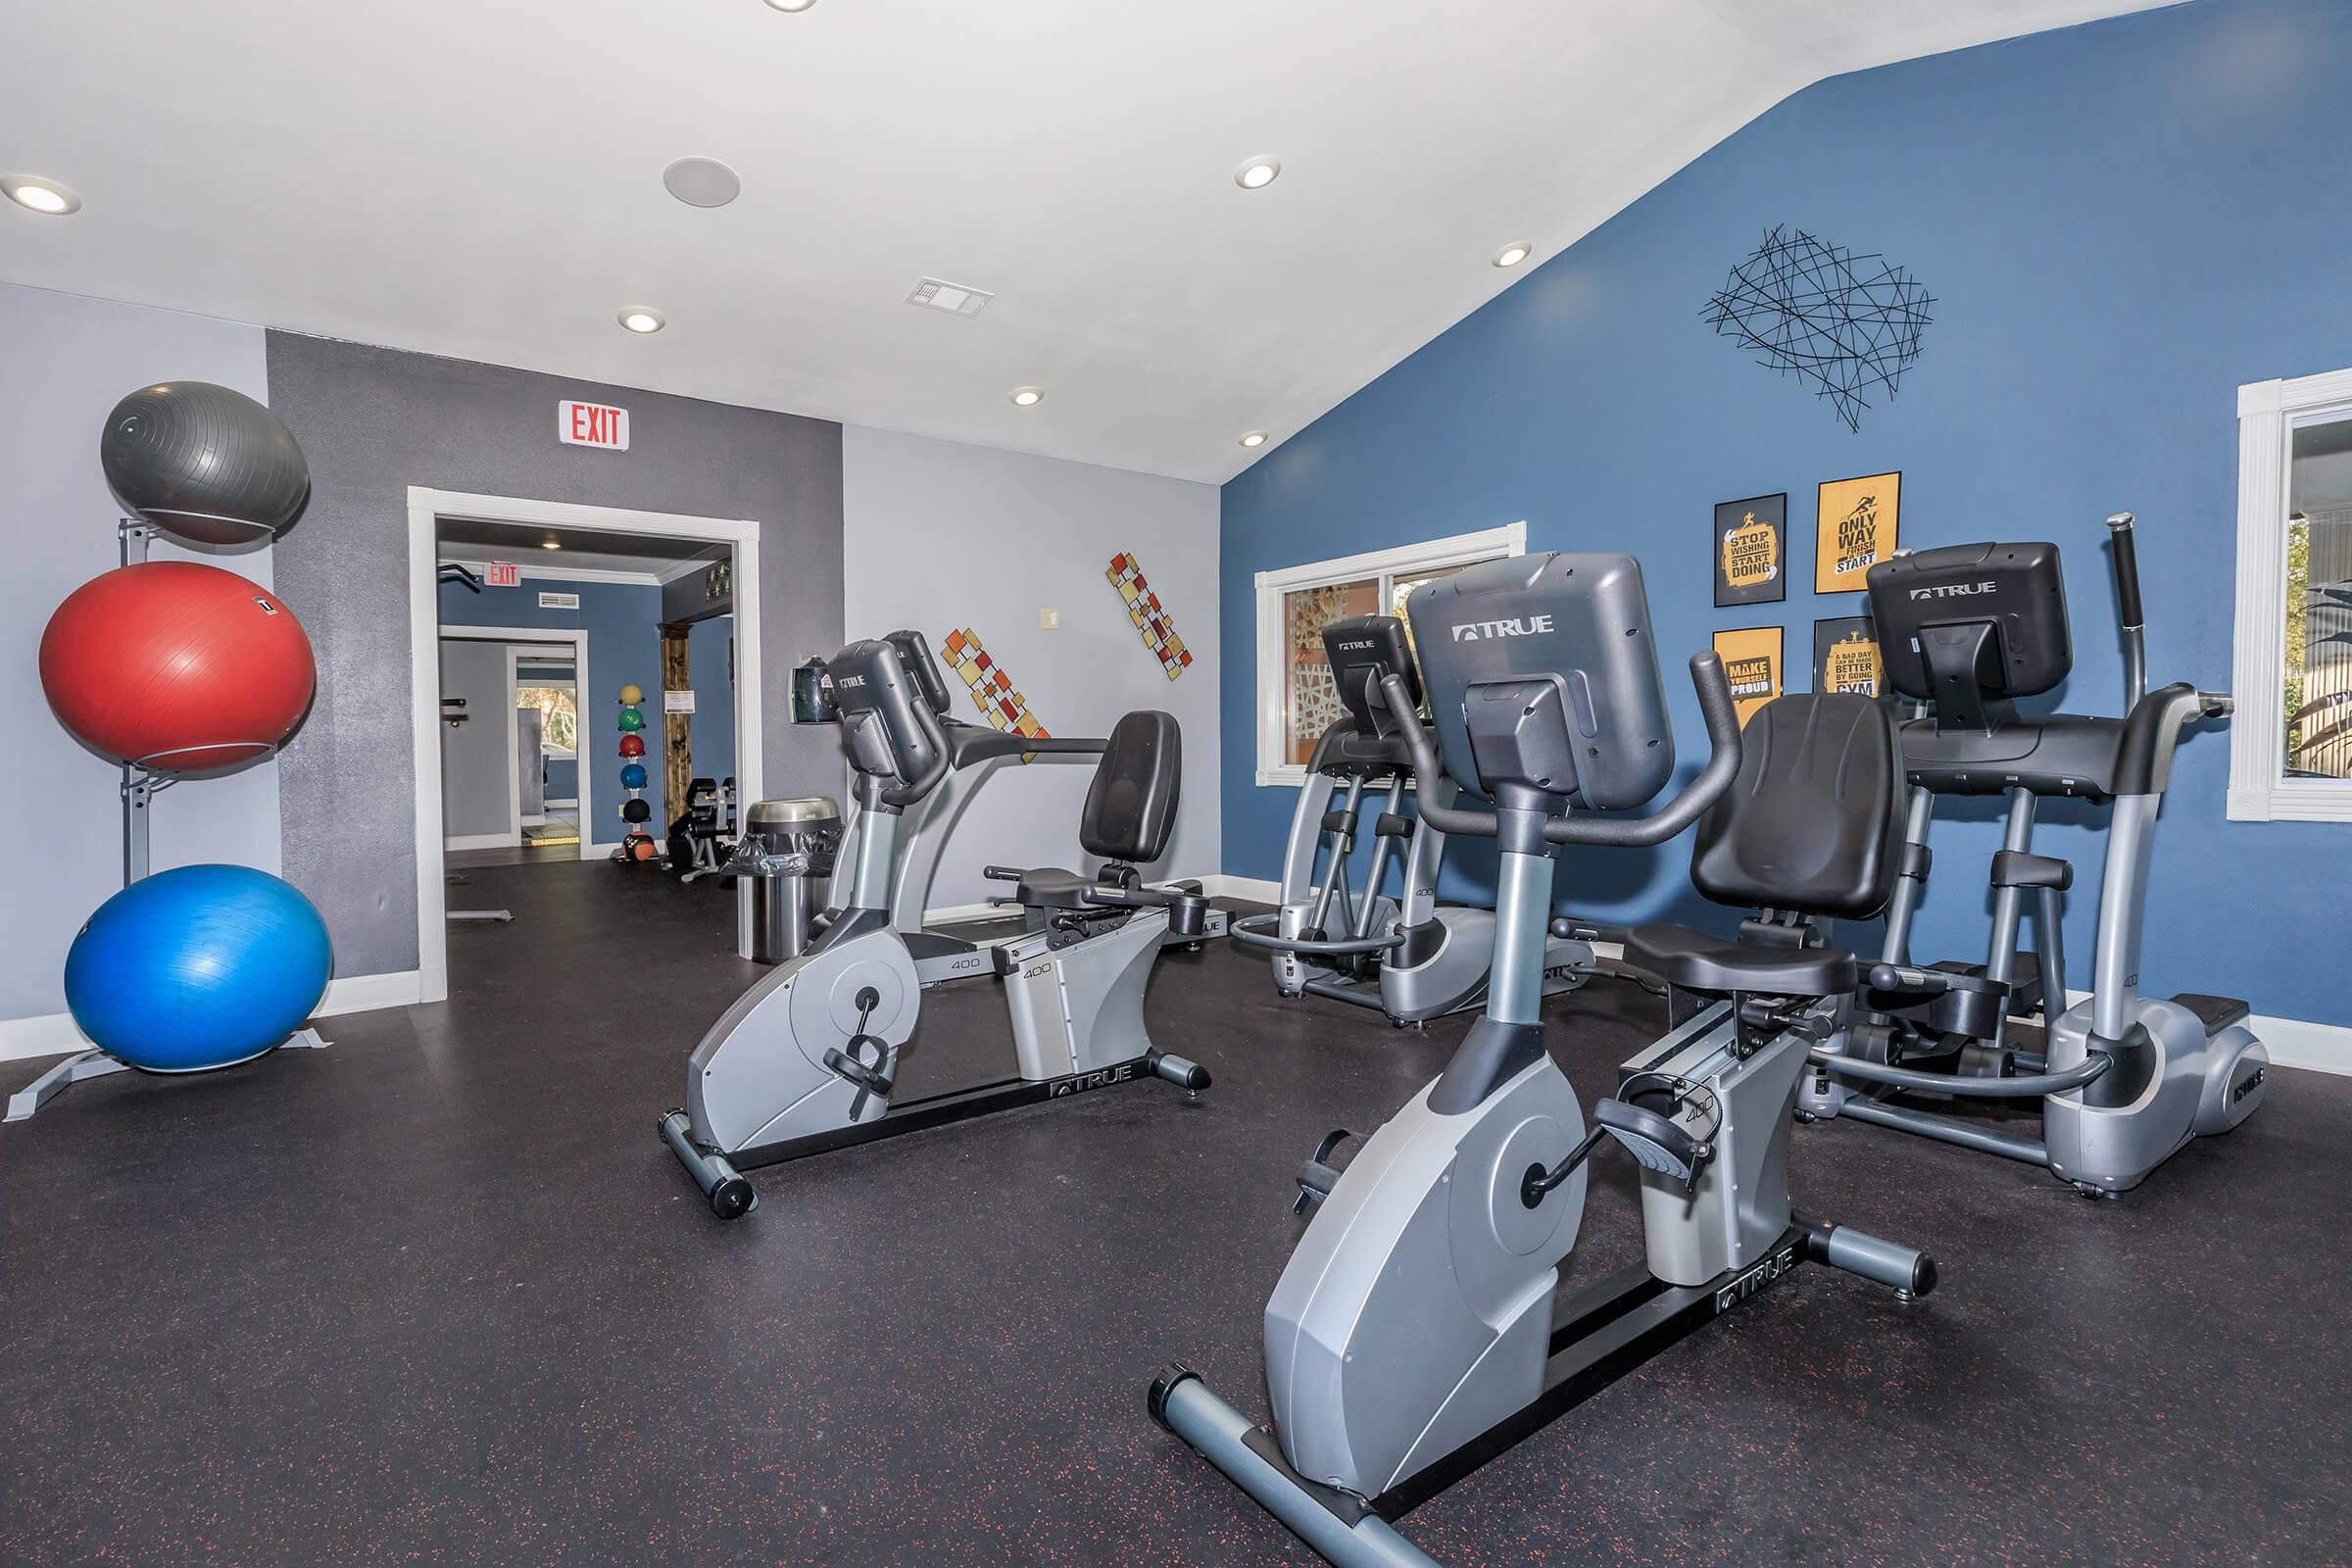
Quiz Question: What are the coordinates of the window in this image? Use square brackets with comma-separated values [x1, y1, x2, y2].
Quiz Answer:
[1254, 523, 1525, 786]
[517, 682, 579, 756]
[2230, 369, 2352, 820]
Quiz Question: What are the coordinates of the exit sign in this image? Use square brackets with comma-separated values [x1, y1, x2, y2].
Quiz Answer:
[484, 561, 520, 587]
[559, 400, 630, 451]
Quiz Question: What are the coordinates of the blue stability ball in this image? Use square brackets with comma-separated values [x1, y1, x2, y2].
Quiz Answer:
[619, 761, 649, 791]
[64, 864, 333, 1072]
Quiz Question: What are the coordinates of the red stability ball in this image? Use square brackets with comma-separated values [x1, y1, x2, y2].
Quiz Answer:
[40, 562, 316, 772]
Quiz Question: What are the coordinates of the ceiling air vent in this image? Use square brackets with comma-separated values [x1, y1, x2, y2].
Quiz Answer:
[906, 277, 994, 318]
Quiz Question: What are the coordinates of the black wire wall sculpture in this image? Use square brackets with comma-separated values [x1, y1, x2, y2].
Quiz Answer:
[1704, 225, 1934, 432]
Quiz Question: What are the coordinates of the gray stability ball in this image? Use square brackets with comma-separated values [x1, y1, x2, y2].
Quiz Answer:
[100, 381, 311, 546]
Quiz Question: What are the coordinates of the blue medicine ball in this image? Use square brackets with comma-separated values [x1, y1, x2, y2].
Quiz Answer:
[64, 864, 332, 1072]
[620, 761, 649, 791]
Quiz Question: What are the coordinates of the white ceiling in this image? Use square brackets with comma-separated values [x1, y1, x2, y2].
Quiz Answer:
[0, 0, 2167, 485]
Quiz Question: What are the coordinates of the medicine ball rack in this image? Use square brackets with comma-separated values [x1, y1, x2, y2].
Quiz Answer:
[7, 516, 329, 1124]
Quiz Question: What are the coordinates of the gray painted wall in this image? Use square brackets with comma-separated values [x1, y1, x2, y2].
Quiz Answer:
[3, 283, 284, 1031]
[841, 425, 1220, 910]
[438, 640, 513, 841]
[267, 333, 845, 979]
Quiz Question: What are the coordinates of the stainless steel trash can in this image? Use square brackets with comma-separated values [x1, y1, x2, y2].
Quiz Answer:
[734, 797, 843, 963]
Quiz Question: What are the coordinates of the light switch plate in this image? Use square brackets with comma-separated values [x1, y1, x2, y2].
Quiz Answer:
[1040, 609, 1060, 630]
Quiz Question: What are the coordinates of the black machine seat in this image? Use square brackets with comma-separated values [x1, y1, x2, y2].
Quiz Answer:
[1627, 924, 1859, 1000]
[982, 710, 1204, 940]
[1080, 710, 1183, 864]
[1690, 692, 1905, 922]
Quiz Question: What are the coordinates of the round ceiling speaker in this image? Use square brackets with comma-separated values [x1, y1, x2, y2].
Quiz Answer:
[662, 157, 742, 209]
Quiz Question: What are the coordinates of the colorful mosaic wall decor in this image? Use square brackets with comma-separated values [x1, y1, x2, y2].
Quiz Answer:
[940, 628, 1050, 738]
[1105, 552, 1193, 680]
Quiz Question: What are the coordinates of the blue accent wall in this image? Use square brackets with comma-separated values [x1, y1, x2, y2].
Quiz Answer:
[438, 578, 664, 842]
[686, 613, 739, 798]
[1220, 0, 2352, 1025]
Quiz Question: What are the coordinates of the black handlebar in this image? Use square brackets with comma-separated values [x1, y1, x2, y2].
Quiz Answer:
[2105, 512, 2145, 632]
[1547, 652, 1742, 847]
[1376, 652, 1743, 848]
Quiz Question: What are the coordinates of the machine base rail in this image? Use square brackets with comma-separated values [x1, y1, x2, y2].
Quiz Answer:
[1149, 1217, 1931, 1566]
[1833, 1094, 2049, 1165]
[663, 1050, 1208, 1217]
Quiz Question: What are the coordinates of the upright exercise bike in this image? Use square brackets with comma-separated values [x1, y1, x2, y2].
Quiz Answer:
[1152, 553, 1934, 1568]
[1233, 614, 1603, 1025]
[661, 638, 1209, 1219]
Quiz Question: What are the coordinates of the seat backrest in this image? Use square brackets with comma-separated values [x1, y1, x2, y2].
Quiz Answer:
[1081, 710, 1182, 863]
[1690, 693, 1904, 921]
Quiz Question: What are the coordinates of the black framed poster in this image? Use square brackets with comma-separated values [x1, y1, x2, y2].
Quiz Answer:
[1714, 493, 1788, 608]
[1812, 614, 1885, 699]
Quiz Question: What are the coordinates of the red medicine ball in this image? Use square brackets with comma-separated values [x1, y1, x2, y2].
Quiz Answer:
[40, 562, 316, 772]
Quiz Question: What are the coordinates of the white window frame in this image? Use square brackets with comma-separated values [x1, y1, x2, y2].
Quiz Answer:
[2230, 369, 2352, 821]
[1254, 521, 1526, 787]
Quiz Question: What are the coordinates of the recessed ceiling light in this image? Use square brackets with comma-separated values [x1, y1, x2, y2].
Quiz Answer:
[1234, 157, 1282, 191]
[662, 157, 741, 209]
[1492, 240, 1533, 269]
[1008, 386, 1044, 408]
[1239, 430, 1269, 449]
[617, 307, 665, 334]
[764, 0, 816, 10]
[4, 175, 80, 216]
[542, 539, 564, 551]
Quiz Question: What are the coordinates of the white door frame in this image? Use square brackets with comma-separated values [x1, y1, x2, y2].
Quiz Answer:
[510, 650, 579, 821]
[410, 488, 764, 1004]
[436, 626, 591, 848]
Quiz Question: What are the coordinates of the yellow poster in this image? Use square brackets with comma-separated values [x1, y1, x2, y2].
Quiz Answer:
[1814, 471, 1901, 593]
[1712, 626, 1784, 727]
[1816, 617, 1885, 699]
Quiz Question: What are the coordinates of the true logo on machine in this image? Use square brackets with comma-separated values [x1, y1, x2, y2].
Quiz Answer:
[1907, 581, 1999, 602]
[1451, 614, 1554, 643]
[1333, 639, 1377, 653]
[838, 674, 867, 689]
[1049, 1062, 1139, 1098]
[1713, 1243, 1801, 1312]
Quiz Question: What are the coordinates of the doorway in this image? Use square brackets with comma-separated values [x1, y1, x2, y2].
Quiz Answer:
[407, 490, 764, 1004]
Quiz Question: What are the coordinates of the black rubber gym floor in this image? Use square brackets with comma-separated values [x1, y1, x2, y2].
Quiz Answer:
[3, 858, 2346, 1566]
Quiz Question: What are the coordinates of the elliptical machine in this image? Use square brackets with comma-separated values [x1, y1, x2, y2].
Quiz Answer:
[823, 629, 1223, 983]
[1800, 515, 2267, 1195]
[660, 638, 1210, 1219]
[1152, 554, 1934, 1568]
[1232, 614, 1602, 1025]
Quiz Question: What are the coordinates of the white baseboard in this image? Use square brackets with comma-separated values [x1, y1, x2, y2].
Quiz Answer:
[1201, 873, 1280, 904]
[0, 969, 430, 1067]
[320, 970, 425, 1015]
[545, 797, 579, 809]
[445, 832, 514, 852]
[2246, 1013, 2351, 1075]
[924, 900, 1005, 925]
[0, 1011, 90, 1065]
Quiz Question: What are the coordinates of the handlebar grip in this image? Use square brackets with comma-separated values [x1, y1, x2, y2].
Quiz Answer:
[1377, 673, 1499, 839]
[881, 698, 954, 808]
[1867, 962, 1950, 995]
[2106, 512, 2145, 631]
[1542, 652, 1743, 848]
